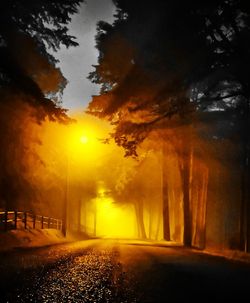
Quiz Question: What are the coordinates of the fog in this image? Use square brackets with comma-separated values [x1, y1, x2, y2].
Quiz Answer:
[0, 101, 243, 249]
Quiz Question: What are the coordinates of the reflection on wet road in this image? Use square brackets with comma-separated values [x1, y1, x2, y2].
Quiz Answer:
[17, 248, 133, 303]
[0, 240, 136, 303]
[1, 239, 250, 302]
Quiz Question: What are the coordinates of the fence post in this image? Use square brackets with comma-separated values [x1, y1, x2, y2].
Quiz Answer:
[4, 211, 8, 231]
[41, 216, 44, 229]
[14, 211, 17, 229]
[24, 212, 27, 229]
[33, 214, 36, 229]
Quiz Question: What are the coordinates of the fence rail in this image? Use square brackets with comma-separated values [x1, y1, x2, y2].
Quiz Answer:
[0, 211, 62, 232]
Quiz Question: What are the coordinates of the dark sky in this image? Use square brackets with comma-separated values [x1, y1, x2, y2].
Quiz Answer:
[53, 0, 116, 111]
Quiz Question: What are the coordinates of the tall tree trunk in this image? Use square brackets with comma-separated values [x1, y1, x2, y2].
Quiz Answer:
[240, 98, 250, 252]
[148, 202, 153, 240]
[182, 158, 192, 247]
[193, 165, 209, 249]
[181, 127, 193, 247]
[77, 198, 81, 232]
[93, 200, 97, 236]
[62, 158, 69, 237]
[82, 200, 86, 233]
[162, 143, 171, 241]
[155, 206, 162, 240]
[134, 200, 147, 239]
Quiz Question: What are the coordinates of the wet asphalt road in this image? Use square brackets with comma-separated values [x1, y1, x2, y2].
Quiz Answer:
[0, 239, 250, 303]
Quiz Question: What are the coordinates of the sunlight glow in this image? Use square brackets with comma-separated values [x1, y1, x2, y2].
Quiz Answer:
[80, 135, 88, 144]
[95, 195, 136, 238]
[37, 115, 165, 241]
[65, 123, 100, 161]
[83, 183, 137, 238]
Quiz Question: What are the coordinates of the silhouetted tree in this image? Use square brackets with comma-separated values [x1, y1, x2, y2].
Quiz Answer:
[88, 0, 250, 247]
[0, 0, 83, 210]
[0, 0, 83, 119]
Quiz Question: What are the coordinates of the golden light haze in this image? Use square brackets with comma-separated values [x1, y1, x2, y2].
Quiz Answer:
[30, 113, 164, 240]
[18, 109, 227, 246]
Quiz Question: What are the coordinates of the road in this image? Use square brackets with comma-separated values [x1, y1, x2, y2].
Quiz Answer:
[0, 239, 250, 302]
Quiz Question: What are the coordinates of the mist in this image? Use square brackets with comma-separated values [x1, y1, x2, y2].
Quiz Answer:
[0, 101, 242, 250]
[0, 0, 249, 256]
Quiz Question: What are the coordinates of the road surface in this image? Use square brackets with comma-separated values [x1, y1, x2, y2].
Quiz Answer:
[0, 239, 250, 302]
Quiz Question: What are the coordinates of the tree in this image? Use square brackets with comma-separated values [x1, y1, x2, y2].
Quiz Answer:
[88, 0, 250, 146]
[0, 0, 83, 210]
[0, 0, 83, 120]
[88, 0, 250, 247]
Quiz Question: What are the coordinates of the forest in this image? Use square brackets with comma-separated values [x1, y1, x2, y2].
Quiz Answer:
[0, 0, 249, 254]
[87, 0, 250, 251]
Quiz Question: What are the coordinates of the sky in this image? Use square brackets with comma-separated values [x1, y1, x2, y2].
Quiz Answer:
[53, 0, 116, 111]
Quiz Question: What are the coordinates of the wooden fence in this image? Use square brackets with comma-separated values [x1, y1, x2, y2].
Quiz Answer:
[0, 211, 62, 232]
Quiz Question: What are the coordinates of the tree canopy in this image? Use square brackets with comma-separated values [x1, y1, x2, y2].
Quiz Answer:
[0, 0, 83, 122]
[87, 0, 250, 156]
[0, 0, 83, 209]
